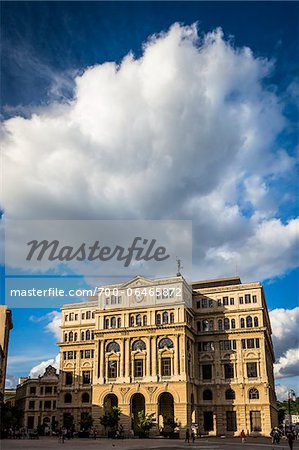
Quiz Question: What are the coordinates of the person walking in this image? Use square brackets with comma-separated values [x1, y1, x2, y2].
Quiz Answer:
[191, 430, 195, 443]
[185, 428, 190, 443]
[287, 431, 295, 450]
[240, 429, 246, 444]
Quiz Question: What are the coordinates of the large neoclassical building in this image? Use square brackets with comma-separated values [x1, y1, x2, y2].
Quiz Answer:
[57, 275, 277, 437]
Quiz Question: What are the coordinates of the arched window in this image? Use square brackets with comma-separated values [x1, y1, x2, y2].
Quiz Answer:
[136, 315, 142, 326]
[111, 317, 116, 329]
[158, 338, 174, 349]
[202, 320, 209, 331]
[69, 331, 73, 342]
[254, 317, 259, 327]
[86, 330, 91, 340]
[162, 312, 169, 324]
[64, 333, 68, 342]
[156, 313, 161, 325]
[246, 316, 253, 328]
[143, 315, 147, 326]
[74, 332, 77, 341]
[203, 389, 213, 400]
[82, 392, 90, 403]
[130, 316, 134, 327]
[81, 331, 85, 340]
[249, 388, 259, 399]
[224, 318, 230, 330]
[231, 319, 236, 329]
[105, 318, 109, 329]
[132, 340, 146, 351]
[225, 389, 235, 400]
[209, 320, 214, 330]
[170, 313, 175, 324]
[117, 318, 121, 328]
[240, 318, 245, 328]
[218, 319, 223, 331]
[106, 342, 120, 353]
[64, 393, 72, 404]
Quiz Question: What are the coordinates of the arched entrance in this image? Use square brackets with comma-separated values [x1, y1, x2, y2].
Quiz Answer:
[131, 393, 145, 434]
[103, 393, 118, 412]
[158, 392, 175, 436]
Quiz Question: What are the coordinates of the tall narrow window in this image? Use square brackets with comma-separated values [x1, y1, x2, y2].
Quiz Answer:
[250, 411, 261, 432]
[226, 411, 237, 431]
[254, 317, 259, 327]
[247, 362, 258, 378]
[224, 363, 234, 379]
[108, 361, 118, 379]
[161, 358, 171, 377]
[246, 316, 253, 328]
[224, 318, 230, 330]
[240, 318, 245, 328]
[134, 360, 144, 378]
[231, 319, 236, 329]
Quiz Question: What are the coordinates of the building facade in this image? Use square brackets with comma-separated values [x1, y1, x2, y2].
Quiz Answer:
[58, 275, 277, 437]
[16, 365, 59, 431]
[0, 305, 13, 402]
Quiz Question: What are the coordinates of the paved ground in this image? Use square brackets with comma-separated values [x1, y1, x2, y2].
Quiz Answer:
[1, 437, 299, 450]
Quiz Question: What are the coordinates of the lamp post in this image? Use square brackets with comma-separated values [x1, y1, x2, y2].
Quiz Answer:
[288, 389, 296, 429]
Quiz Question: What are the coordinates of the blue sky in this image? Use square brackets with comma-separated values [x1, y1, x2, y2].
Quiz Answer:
[1, 1, 298, 398]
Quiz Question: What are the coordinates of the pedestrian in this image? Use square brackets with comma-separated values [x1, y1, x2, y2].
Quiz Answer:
[240, 429, 246, 444]
[185, 428, 190, 443]
[191, 430, 195, 443]
[287, 431, 295, 450]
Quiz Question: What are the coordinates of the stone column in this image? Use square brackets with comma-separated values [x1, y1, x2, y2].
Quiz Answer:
[124, 338, 130, 380]
[120, 339, 125, 379]
[100, 339, 105, 380]
[152, 336, 157, 380]
[146, 339, 151, 377]
[174, 335, 179, 377]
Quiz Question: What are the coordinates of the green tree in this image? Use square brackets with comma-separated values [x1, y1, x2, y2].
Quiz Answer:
[99, 406, 121, 432]
[80, 413, 93, 431]
[137, 411, 156, 436]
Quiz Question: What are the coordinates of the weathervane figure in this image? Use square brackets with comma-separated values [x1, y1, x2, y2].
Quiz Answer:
[176, 257, 183, 276]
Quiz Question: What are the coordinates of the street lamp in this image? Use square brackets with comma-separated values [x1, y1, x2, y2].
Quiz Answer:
[288, 390, 296, 428]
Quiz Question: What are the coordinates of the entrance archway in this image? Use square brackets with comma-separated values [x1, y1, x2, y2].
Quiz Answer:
[158, 392, 174, 435]
[131, 393, 145, 434]
[103, 393, 118, 412]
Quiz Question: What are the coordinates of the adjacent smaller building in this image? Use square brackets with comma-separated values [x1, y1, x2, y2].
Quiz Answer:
[0, 305, 13, 402]
[15, 365, 59, 432]
[4, 388, 16, 407]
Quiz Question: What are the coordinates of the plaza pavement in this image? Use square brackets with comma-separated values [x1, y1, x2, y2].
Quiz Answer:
[1, 437, 298, 450]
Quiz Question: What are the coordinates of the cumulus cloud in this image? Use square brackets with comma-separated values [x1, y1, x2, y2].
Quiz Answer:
[29, 353, 60, 378]
[2, 23, 298, 282]
[270, 307, 299, 379]
[29, 310, 62, 340]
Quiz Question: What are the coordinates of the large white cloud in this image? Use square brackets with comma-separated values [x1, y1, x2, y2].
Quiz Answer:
[1, 23, 298, 282]
[29, 353, 60, 378]
[270, 307, 299, 380]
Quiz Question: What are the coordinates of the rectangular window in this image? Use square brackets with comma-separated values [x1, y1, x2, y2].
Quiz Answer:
[161, 358, 171, 377]
[29, 386, 36, 395]
[202, 299, 208, 308]
[134, 360, 144, 378]
[241, 339, 246, 349]
[85, 350, 91, 358]
[255, 338, 260, 348]
[203, 411, 214, 431]
[250, 411, 261, 432]
[202, 364, 212, 380]
[53, 401, 56, 409]
[197, 300, 201, 309]
[239, 296, 243, 304]
[252, 295, 257, 303]
[247, 362, 258, 378]
[199, 341, 214, 352]
[245, 294, 251, 304]
[108, 361, 117, 379]
[217, 299, 222, 306]
[82, 370, 91, 384]
[27, 416, 34, 429]
[40, 387, 44, 395]
[224, 363, 234, 379]
[230, 298, 234, 305]
[29, 400, 35, 410]
[44, 400, 51, 410]
[223, 297, 229, 306]
[208, 299, 213, 308]
[45, 386, 52, 394]
[247, 339, 255, 349]
[65, 372, 73, 385]
[226, 411, 237, 432]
